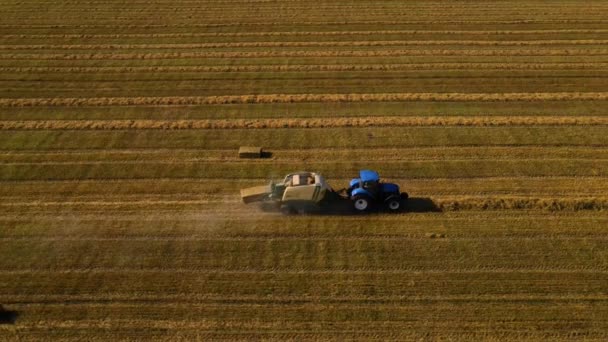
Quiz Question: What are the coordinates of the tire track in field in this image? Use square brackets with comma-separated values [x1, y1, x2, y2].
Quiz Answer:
[4, 176, 608, 201]
[2, 116, 608, 130]
[4, 308, 608, 337]
[1, 196, 607, 211]
[4, 209, 597, 223]
[3, 158, 608, 179]
[0, 199, 240, 208]
[3, 180, 608, 202]
[2, 93, 608, 107]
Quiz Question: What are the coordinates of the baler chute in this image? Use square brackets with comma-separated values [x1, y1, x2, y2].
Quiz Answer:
[240, 184, 273, 204]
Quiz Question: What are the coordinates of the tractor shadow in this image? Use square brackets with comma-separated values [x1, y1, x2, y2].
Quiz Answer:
[0, 306, 18, 324]
[320, 196, 441, 215]
[257, 197, 441, 215]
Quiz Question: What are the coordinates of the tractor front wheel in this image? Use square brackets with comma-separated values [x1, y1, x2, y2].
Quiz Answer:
[385, 197, 401, 212]
[353, 195, 372, 213]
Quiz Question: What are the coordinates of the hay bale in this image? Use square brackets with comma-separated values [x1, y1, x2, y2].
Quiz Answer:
[239, 146, 263, 158]
[425, 233, 446, 239]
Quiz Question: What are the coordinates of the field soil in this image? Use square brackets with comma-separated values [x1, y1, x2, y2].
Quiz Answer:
[1, 0, 608, 340]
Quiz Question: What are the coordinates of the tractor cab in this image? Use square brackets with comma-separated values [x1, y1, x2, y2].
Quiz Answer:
[348, 170, 381, 197]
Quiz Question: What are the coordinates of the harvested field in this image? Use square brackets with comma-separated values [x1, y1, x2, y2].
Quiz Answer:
[1, 0, 608, 340]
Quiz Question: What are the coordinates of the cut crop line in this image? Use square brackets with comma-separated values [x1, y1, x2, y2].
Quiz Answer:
[12, 7, 604, 13]
[7, 4, 608, 12]
[15, 1, 608, 6]
[4, 174, 607, 182]
[433, 196, 608, 211]
[2, 175, 606, 184]
[3, 40, 608, 50]
[2, 146, 607, 155]
[4, 29, 608, 39]
[0, 147, 605, 155]
[2, 19, 608, 28]
[15, 1, 606, 6]
[9, 13, 608, 20]
[1, 147, 607, 158]
[3, 144, 608, 153]
[1, 116, 608, 130]
[2, 268, 608, 276]
[8, 11, 608, 18]
[2, 93, 608, 107]
[2, 236, 606, 242]
[3, 157, 606, 165]
[4, 293, 608, 303]
[4, 63, 608, 73]
[2, 49, 607, 60]
[9, 74, 607, 83]
[5, 157, 607, 165]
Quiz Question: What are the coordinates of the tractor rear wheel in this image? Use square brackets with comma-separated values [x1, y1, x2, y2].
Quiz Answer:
[385, 197, 401, 212]
[353, 195, 372, 212]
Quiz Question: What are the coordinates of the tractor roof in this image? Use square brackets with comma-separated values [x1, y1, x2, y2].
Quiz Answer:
[360, 169, 379, 182]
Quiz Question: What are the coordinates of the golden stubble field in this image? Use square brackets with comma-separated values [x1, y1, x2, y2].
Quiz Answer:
[1, 0, 608, 340]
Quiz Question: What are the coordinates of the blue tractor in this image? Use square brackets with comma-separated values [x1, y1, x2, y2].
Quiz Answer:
[347, 170, 408, 212]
